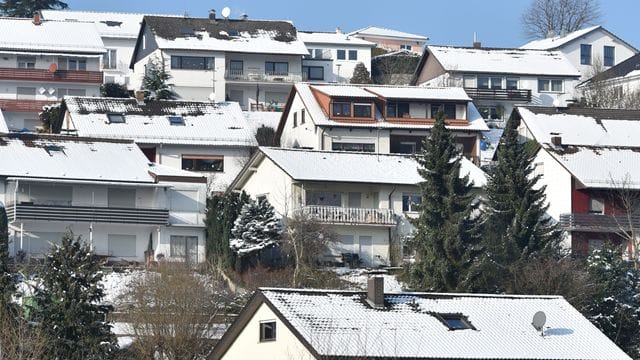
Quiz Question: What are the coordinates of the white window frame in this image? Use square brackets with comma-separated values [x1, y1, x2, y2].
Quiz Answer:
[538, 78, 564, 93]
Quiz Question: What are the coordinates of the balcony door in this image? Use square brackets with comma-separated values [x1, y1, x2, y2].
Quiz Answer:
[170, 235, 198, 264]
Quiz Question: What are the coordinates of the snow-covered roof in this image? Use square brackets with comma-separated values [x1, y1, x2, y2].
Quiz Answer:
[517, 106, 640, 147]
[298, 31, 375, 46]
[147, 163, 207, 182]
[579, 53, 640, 86]
[257, 147, 486, 187]
[0, 111, 8, 133]
[294, 83, 488, 131]
[0, 134, 153, 183]
[243, 111, 282, 132]
[520, 26, 601, 50]
[254, 288, 629, 359]
[348, 26, 427, 41]
[40, 10, 151, 39]
[427, 45, 580, 77]
[312, 85, 378, 98]
[364, 86, 472, 101]
[62, 97, 257, 147]
[143, 16, 309, 55]
[480, 128, 504, 164]
[0, 17, 105, 54]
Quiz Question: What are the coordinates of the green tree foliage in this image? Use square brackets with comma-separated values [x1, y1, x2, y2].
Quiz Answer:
[205, 191, 249, 267]
[469, 116, 562, 292]
[255, 125, 279, 147]
[0, 206, 16, 314]
[229, 198, 282, 258]
[39, 103, 62, 133]
[141, 56, 177, 100]
[100, 83, 129, 98]
[34, 231, 117, 359]
[0, 0, 68, 17]
[408, 111, 481, 291]
[349, 62, 372, 84]
[584, 246, 640, 358]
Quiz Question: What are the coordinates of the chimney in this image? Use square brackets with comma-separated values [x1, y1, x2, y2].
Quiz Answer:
[240, 13, 248, 21]
[335, 26, 342, 34]
[32, 12, 42, 25]
[473, 41, 481, 49]
[551, 136, 562, 146]
[366, 276, 385, 309]
[135, 90, 145, 105]
[208, 9, 216, 21]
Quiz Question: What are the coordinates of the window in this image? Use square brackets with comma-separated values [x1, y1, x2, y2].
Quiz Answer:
[400, 44, 412, 50]
[68, 58, 87, 71]
[103, 49, 117, 69]
[301, 109, 305, 124]
[306, 191, 341, 206]
[332, 101, 351, 116]
[538, 79, 563, 92]
[580, 44, 592, 65]
[171, 56, 214, 70]
[506, 78, 519, 90]
[353, 103, 372, 117]
[168, 116, 184, 125]
[435, 314, 475, 330]
[489, 77, 502, 90]
[16, 87, 36, 100]
[17, 56, 36, 69]
[402, 193, 421, 212]
[170, 235, 198, 259]
[182, 155, 224, 172]
[332, 142, 375, 152]
[477, 106, 502, 120]
[604, 46, 615, 67]
[589, 197, 604, 214]
[107, 113, 125, 124]
[463, 76, 476, 88]
[303, 65, 324, 80]
[229, 60, 243, 75]
[337, 49, 346, 60]
[348, 50, 357, 60]
[477, 76, 502, 89]
[265, 61, 288, 75]
[387, 102, 410, 118]
[259, 321, 276, 342]
[477, 76, 489, 89]
[431, 104, 456, 119]
[293, 112, 297, 128]
[108, 234, 136, 258]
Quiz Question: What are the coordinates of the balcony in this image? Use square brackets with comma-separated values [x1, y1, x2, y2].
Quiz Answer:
[464, 87, 532, 102]
[0, 99, 58, 112]
[0, 67, 103, 84]
[559, 213, 640, 233]
[295, 205, 397, 226]
[224, 69, 302, 83]
[6, 203, 169, 225]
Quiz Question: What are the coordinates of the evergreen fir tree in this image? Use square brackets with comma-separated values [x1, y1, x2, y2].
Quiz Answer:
[0, 206, 16, 314]
[584, 246, 640, 358]
[470, 116, 562, 291]
[0, 0, 68, 17]
[205, 192, 249, 266]
[409, 111, 481, 291]
[350, 62, 372, 84]
[141, 57, 177, 100]
[229, 198, 282, 257]
[34, 231, 117, 360]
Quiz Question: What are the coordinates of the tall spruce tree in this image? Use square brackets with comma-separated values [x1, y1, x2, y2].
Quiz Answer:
[0, 0, 68, 17]
[229, 198, 282, 258]
[205, 191, 249, 266]
[0, 206, 16, 314]
[409, 111, 481, 291]
[471, 116, 562, 291]
[34, 231, 117, 359]
[141, 56, 177, 100]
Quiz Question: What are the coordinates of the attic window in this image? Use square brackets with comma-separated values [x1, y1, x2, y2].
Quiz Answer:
[44, 145, 65, 156]
[107, 114, 125, 124]
[434, 313, 475, 331]
[259, 321, 276, 342]
[168, 116, 185, 126]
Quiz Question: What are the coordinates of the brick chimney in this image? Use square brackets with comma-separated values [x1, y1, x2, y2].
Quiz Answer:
[473, 41, 481, 49]
[551, 136, 562, 146]
[32, 12, 42, 25]
[208, 9, 216, 22]
[135, 90, 145, 105]
[366, 276, 385, 309]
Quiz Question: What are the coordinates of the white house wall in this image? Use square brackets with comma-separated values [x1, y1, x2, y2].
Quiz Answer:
[239, 156, 294, 217]
[303, 43, 372, 83]
[102, 37, 137, 88]
[280, 93, 319, 149]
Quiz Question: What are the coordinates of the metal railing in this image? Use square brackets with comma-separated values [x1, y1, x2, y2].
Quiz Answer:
[464, 87, 532, 102]
[6, 202, 169, 225]
[294, 205, 396, 225]
[0, 67, 103, 83]
[224, 69, 302, 83]
[559, 213, 640, 233]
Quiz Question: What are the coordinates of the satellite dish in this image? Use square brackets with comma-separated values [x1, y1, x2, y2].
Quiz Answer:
[532, 311, 546, 332]
[48, 63, 58, 73]
[221, 6, 231, 19]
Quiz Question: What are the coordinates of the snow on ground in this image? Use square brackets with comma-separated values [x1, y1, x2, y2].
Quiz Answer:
[336, 268, 406, 293]
[101, 269, 146, 305]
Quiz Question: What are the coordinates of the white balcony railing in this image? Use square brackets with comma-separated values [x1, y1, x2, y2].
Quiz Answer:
[295, 205, 396, 226]
[224, 69, 302, 83]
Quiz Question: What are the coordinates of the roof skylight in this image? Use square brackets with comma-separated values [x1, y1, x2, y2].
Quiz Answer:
[107, 114, 125, 124]
[168, 116, 185, 126]
[434, 313, 476, 331]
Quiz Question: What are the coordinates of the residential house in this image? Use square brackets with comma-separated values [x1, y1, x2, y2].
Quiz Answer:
[521, 25, 638, 81]
[411, 45, 581, 125]
[348, 26, 427, 54]
[276, 84, 488, 163]
[577, 52, 640, 97]
[0, 133, 207, 263]
[40, 10, 167, 89]
[514, 106, 640, 256]
[213, 279, 631, 360]
[298, 30, 375, 83]
[130, 12, 309, 111]
[59, 95, 258, 192]
[0, 15, 105, 131]
[229, 147, 486, 267]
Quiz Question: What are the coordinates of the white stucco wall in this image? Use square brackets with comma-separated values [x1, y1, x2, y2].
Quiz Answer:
[239, 156, 294, 216]
[279, 93, 319, 149]
[302, 43, 372, 83]
[102, 37, 138, 88]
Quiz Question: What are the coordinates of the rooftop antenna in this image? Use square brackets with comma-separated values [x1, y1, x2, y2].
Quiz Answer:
[221, 6, 231, 19]
[532, 311, 546, 336]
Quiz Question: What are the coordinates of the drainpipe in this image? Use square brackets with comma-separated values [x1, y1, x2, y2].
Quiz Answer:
[89, 223, 93, 251]
[20, 223, 23, 252]
[388, 185, 397, 265]
[320, 128, 326, 150]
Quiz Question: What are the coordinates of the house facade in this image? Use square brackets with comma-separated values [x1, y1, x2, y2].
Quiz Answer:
[130, 13, 308, 111]
[276, 84, 488, 163]
[514, 106, 640, 256]
[348, 26, 427, 54]
[411, 45, 581, 126]
[213, 282, 631, 360]
[577, 52, 640, 99]
[230, 147, 486, 267]
[0, 15, 104, 132]
[0, 133, 207, 263]
[59, 96, 257, 192]
[521, 25, 638, 81]
[298, 30, 375, 84]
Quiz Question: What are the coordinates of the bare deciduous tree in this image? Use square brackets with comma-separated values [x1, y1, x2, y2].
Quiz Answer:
[580, 58, 640, 109]
[522, 0, 601, 40]
[607, 174, 640, 269]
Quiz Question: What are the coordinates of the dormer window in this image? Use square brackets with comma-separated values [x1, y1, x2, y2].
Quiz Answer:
[353, 103, 371, 117]
[387, 102, 410, 118]
[168, 116, 185, 126]
[107, 114, 125, 124]
[332, 101, 351, 117]
[331, 101, 373, 119]
[430, 104, 456, 119]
